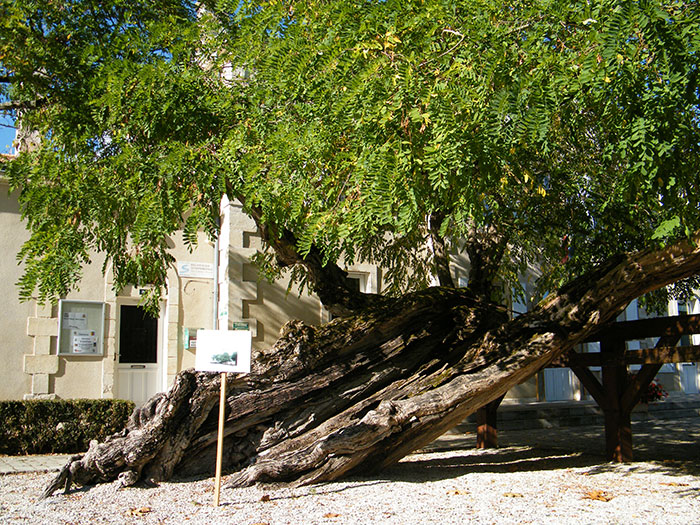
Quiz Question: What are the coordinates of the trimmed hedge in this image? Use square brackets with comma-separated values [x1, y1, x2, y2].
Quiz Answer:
[0, 399, 134, 455]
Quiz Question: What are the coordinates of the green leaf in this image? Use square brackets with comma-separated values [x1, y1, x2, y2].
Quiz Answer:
[652, 217, 681, 241]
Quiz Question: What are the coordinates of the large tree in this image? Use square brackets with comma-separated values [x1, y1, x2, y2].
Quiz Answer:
[2, 0, 700, 494]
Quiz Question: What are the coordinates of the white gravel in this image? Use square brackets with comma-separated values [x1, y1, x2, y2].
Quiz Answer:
[2, 446, 699, 524]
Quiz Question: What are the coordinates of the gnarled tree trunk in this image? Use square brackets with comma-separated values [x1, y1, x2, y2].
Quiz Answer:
[42, 234, 700, 498]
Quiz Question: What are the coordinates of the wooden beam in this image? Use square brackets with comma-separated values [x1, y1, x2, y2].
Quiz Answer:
[623, 345, 700, 364]
[620, 334, 680, 414]
[585, 314, 700, 342]
[569, 364, 607, 408]
[550, 344, 700, 367]
[621, 363, 662, 413]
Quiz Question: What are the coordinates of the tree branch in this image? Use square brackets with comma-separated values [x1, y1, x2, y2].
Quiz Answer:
[0, 97, 47, 112]
[427, 213, 455, 288]
[464, 224, 508, 299]
[231, 188, 383, 316]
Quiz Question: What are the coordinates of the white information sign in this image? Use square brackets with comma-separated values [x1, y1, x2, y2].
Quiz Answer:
[72, 330, 98, 354]
[195, 330, 252, 373]
[177, 262, 215, 279]
[63, 312, 88, 330]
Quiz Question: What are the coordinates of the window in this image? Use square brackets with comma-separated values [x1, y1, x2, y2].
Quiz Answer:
[345, 271, 370, 293]
[346, 276, 361, 293]
[678, 302, 691, 347]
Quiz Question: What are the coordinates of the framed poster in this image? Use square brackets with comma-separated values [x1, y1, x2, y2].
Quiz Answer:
[195, 330, 252, 373]
[57, 300, 106, 356]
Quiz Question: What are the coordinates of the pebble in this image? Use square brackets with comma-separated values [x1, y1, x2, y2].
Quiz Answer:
[2, 445, 699, 524]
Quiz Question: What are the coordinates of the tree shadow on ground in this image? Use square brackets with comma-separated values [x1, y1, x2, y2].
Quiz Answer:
[490, 420, 700, 490]
[168, 440, 700, 506]
[219, 447, 604, 506]
[582, 458, 700, 480]
[169, 418, 700, 497]
[381, 446, 602, 483]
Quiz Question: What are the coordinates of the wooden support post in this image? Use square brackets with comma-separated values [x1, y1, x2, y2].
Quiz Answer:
[214, 372, 227, 506]
[603, 404, 633, 462]
[601, 338, 633, 462]
[569, 331, 682, 463]
[476, 394, 505, 449]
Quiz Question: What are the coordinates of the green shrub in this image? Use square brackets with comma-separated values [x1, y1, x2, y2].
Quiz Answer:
[0, 399, 134, 455]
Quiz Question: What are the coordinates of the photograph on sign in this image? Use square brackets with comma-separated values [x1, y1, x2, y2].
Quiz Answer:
[195, 330, 252, 373]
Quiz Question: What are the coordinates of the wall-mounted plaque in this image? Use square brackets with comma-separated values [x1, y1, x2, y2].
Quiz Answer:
[57, 300, 105, 356]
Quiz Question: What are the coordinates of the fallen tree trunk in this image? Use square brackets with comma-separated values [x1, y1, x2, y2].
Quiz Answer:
[42, 234, 700, 497]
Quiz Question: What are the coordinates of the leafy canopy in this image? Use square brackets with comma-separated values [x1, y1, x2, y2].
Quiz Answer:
[1, 0, 699, 307]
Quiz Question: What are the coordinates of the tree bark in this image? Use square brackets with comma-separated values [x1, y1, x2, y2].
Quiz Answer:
[42, 233, 700, 498]
[464, 225, 507, 300]
[427, 212, 455, 288]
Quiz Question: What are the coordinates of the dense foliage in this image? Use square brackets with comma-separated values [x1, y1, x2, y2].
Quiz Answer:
[0, 398, 134, 454]
[1, 0, 699, 307]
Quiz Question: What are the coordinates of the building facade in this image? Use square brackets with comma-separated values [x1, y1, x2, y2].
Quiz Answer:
[2, 177, 699, 406]
[0, 187, 386, 405]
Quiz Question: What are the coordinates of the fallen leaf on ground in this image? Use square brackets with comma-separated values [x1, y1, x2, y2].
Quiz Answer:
[127, 506, 152, 516]
[260, 494, 271, 502]
[660, 482, 689, 487]
[323, 513, 342, 518]
[503, 492, 524, 498]
[583, 490, 613, 502]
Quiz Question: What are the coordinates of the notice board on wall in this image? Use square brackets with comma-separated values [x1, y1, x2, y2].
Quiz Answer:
[57, 300, 106, 356]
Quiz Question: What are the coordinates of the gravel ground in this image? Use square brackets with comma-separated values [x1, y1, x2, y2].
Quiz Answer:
[2, 445, 700, 524]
